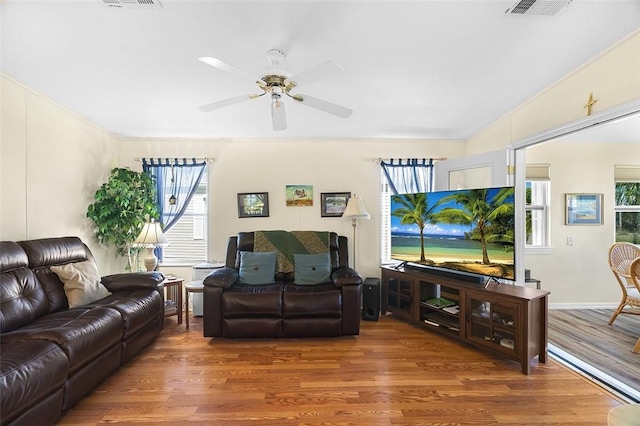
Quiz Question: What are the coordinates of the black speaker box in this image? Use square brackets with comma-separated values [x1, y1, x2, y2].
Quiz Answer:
[362, 277, 380, 321]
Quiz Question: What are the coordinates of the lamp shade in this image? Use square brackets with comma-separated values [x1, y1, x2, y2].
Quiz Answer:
[134, 220, 169, 247]
[342, 194, 371, 220]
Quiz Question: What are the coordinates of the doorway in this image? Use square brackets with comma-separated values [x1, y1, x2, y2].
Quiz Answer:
[514, 100, 640, 402]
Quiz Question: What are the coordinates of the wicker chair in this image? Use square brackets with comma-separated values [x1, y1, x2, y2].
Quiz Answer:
[608, 242, 640, 325]
[629, 257, 640, 353]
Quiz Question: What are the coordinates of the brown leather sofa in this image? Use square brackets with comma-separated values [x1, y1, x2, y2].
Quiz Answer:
[0, 237, 165, 426]
[203, 231, 362, 338]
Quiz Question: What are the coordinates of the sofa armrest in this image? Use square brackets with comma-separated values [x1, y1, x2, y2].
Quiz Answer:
[331, 267, 362, 287]
[101, 271, 165, 292]
[203, 267, 239, 289]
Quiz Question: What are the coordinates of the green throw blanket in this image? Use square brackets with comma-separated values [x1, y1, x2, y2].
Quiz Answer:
[254, 230, 330, 273]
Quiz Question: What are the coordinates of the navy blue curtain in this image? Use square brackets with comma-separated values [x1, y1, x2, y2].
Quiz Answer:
[142, 158, 207, 231]
[380, 158, 434, 194]
[142, 158, 207, 260]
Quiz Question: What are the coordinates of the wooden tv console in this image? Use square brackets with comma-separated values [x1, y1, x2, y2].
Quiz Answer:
[381, 265, 550, 374]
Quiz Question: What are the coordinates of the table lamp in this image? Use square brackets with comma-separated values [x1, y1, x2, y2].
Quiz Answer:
[342, 194, 370, 269]
[134, 219, 169, 271]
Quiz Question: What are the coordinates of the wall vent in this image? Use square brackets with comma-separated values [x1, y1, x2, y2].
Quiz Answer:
[505, 0, 573, 16]
[98, 0, 162, 8]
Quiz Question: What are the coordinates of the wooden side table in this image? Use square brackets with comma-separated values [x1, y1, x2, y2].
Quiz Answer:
[162, 276, 184, 324]
[184, 281, 204, 329]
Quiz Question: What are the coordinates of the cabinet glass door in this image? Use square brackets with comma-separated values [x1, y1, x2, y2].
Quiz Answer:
[467, 296, 518, 355]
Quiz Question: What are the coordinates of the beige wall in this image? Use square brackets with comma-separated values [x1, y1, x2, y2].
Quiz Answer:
[0, 75, 124, 273]
[467, 30, 640, 154]
[526, 141, 640, 307]
[119, 138, 465, 281]
[465, 30, 640, 307]
[1, 73, 466, 279]
[2, 30, 638, 302]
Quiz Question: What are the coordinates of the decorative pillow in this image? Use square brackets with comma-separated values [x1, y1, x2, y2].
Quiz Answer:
[50, 260, 111, 308]
[238, 251, 277, 285]
[294, 252, 331, 285]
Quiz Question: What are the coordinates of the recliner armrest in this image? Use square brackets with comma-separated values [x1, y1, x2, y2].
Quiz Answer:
[331, 267, 362, 287]
[101, 271, 165, 292]
[204, 267, 239, 288]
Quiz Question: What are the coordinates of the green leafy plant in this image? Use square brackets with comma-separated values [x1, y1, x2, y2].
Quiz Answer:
[87, 167, 159, 263]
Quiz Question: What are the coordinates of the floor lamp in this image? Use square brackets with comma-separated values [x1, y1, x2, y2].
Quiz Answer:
[342, 194, 370, 270]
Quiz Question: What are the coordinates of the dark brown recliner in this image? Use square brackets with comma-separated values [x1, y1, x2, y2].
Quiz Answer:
[0, 237, 165, 426]
[202, 231, 362, 338]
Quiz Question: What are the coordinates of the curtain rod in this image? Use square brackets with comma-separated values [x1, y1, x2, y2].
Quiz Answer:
[375, 157, 447, 163]
[134, 157, 214, 163]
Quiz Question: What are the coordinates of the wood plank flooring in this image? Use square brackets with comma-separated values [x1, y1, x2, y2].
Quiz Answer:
[548, 309, 640, 393]
[58, 314, 625, 425]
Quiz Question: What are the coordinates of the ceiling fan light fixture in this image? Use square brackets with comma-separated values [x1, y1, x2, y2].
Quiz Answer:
[271, 93, 283, 107]
[198, 49, 352, 130]
[266, 49, 286, 66]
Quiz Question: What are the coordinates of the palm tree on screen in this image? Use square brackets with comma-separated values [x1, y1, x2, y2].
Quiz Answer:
[390, 193, 441, 262]
[435, 187, 514, 265]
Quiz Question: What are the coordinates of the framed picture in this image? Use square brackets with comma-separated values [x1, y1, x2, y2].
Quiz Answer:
[565, 193, 603, 225]
[321, 192, 351, 217]
[286, 185, 313, 206]
[237, 192, 269, 218]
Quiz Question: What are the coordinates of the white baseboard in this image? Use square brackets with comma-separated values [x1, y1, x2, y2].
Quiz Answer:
[549, 302, 618, 310]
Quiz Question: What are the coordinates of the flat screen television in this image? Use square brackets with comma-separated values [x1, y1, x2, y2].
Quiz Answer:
[389, 186, 515, 281]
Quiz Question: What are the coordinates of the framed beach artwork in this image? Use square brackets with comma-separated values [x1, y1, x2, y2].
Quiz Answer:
[565, 193, 603, 225]
[320, 192, 350, 217]
[286, 185, 313, 206]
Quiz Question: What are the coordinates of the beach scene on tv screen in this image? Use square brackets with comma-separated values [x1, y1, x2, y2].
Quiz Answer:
[390, 187, 515, 280]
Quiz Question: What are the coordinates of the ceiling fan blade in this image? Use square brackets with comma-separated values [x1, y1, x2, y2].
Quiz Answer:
[198, 56, 248, 77]
[271, 99, 287, 131]
[293, 94, 352, 119]
[198, 94, 256, 112]
[286, 61, 342, 87]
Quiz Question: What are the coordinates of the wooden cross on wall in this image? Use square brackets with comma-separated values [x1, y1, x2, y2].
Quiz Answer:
[583, 92, 598, 116]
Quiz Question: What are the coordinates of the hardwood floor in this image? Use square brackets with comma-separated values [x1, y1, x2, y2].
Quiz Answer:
[58, 314, 625, 425]
[548, 309, 640, 396]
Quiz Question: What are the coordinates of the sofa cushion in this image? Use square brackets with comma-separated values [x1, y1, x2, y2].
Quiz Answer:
[50, 260, 111, 308]
[293, 252, 331, 285]
[18, 237, 92, 269]
[282, 283, 342, 318]
[0, 339, 68, 424]
[20, 237, 95, 313]
[0, 242, 50, 333]
[238, 251, 277, 285]
[1, 307, 123, 372]
[85, 289, 163, 339]
[222, 283, 283, 318]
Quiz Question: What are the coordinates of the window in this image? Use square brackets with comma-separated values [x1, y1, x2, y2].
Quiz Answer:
[525, 164, 550, 249]
[380, 174, 392, 263]
[379, 159, 434, 264]
[525, 181, 550, 247]
[614, 167, 640, 243]
[161, 170, 208, 264]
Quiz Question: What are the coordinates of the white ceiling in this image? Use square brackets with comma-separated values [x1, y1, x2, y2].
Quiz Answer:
[1, 0, 639, 140]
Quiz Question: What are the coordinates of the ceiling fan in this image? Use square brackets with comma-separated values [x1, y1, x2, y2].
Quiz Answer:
[198, 49, 352, 131]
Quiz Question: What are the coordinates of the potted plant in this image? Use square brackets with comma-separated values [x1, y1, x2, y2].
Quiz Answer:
[87, 167, 159, 270]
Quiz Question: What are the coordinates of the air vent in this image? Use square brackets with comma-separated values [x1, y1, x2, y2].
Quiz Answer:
[98, 0, 162, 8]
[505, 0, 573, 16]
